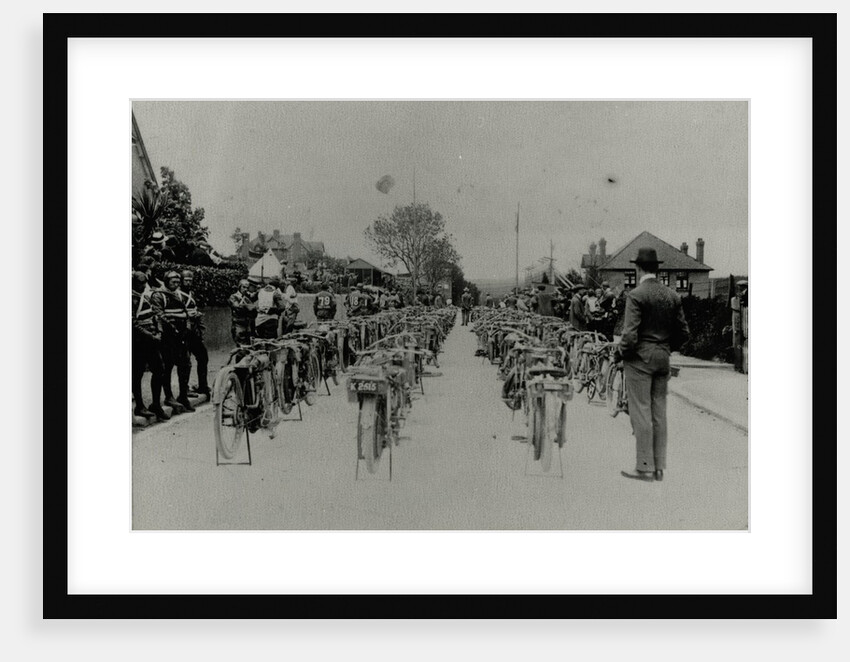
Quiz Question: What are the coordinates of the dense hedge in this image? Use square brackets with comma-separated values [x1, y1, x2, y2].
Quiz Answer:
[158, 261, 248, 307]
[679, 296, 734, 362]
[610, 292, 732, 362]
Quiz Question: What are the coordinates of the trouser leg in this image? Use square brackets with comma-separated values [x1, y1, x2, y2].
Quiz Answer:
[160, 340, 176, 401]
[132, 337, 146, 408]
[175, 338, 191, 398]
[147, 339, 164, 406]
[624, 360, 655, 472]
[189, 333, 209, 391]
[650, 370, 670, 471]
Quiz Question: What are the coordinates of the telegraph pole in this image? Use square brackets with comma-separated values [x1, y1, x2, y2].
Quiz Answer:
[549, 239, 555, 283]
[515, 202, 520, 294]
[538, 239, 557, 286]
[412, 167, 417, 302]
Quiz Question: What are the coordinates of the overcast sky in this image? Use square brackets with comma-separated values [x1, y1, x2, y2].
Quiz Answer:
[133, 100, 748, 280]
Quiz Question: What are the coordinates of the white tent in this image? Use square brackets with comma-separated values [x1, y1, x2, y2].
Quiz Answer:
[248, 249, 282, 281]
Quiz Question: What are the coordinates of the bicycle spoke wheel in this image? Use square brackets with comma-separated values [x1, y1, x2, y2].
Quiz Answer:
[586, 368, 597, 401]
[531, 398, 544, 461]
[281, 359, 296, 414]
[540, 393, 558, 472]
[358, 397, 383, 474]
[557, 398, 567, 448]
[214, 373, 245, 460]
[607, 365, 622, 418]
[597, 359, 610, 396]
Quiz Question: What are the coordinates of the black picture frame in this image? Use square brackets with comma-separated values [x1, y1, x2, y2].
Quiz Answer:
[45, 12, 837, 619]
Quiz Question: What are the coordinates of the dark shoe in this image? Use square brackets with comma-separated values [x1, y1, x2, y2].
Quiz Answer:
[149, 406, 171, 422]
[176, 397, 196, 412]
[134, 406, 154, 418]
[164, 398, 184, 414]
[620, 470, 655, 482]
[654, 469, 664, 482]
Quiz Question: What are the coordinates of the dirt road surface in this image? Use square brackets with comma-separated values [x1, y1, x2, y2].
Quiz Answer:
[133, 313, 747, 530]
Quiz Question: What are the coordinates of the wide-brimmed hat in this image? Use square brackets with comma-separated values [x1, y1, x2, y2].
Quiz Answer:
[630, 247, 663, 266]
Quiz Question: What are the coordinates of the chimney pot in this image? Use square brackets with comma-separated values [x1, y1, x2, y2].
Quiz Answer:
[294, 232, 301, 241]
[696, 238, 705, 263]
[680, 242, 689, 255]
[598, 238, 607, 259]
[273, 229, 280, 239]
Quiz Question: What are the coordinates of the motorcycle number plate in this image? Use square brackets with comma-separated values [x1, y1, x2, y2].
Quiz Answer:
[542, 382, 566, 391]
[348, 379, 387, 395]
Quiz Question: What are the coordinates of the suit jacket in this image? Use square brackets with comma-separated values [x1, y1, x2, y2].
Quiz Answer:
[569, 295, 587, 331]
[619, 277, 690, 364]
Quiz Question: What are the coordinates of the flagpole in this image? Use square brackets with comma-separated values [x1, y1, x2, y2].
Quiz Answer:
[549, 239, 554, 285]
[515, 203, 520, 294]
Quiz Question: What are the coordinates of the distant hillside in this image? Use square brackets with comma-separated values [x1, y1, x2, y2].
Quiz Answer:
[471, 278, 520, 298]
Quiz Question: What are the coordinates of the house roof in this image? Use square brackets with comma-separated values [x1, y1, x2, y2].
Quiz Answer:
[598, 231, 712, 272]
[345, 258, 387, 273]
[248, 233, 325, 254]
[581, 253, 605, 269]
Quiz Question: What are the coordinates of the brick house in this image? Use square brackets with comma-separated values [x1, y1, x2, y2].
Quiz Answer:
[596, 231, 713, 297]
[238, 230, 325, 268]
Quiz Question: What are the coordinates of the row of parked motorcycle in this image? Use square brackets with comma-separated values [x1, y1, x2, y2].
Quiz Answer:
[211, 306, 457, 477]
[470, 307, 628, 473]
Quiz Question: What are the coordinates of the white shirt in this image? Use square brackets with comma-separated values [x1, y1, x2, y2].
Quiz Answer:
[639, 273, 657, 284]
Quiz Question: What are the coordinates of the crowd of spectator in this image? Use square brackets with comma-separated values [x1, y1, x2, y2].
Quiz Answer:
[480, 281, 624, 339]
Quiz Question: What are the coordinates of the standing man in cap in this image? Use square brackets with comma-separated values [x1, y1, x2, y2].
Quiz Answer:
[484, 292, 493, 308]
[569, 285, 588, 331]
[313, 282, 337, 322]
[254, 276, 286, 339]
[180, 269, 210, 398]
[619, 247, 690, 483]
[150, 270, 195, 413]
[228, 278, 257, 345]
[132, 270, 169, 421]
[345, 283, 364, 317]
[278, 285, 301, 336]
[460, 287, 473, 325]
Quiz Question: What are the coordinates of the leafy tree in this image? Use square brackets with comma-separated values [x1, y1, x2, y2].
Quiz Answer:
[421, 234, 460, 291]
[155, 167, 209, 262]
[322, 255, 351, 275]
[448, 263, 480, 305]
[584, 264, 602, 289]
[230, 226, 245, 255]
[131, 186, 168, 265]
[364, 202, 449, 300]
[565, 267, 583, 288]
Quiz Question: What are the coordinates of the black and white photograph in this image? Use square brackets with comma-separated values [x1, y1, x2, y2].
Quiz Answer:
[130, 99, 749, 530]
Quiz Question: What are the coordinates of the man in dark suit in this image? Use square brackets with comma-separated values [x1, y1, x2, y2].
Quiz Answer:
[619, 248, 690, 483]
[569, 285, 588, 331]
